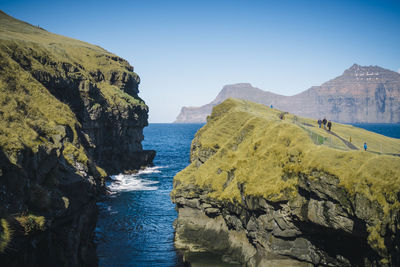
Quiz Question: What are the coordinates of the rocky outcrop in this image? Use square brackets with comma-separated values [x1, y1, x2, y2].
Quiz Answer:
[172, 98, 400, 266]
[174, 65, 400, 123]
[0, 11, 154, 266]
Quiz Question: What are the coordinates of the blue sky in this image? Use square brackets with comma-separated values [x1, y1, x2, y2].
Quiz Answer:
[2, 0, 400, 122]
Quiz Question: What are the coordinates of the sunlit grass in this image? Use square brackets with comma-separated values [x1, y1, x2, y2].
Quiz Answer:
[0, 10, 145, 174]
[172, 98, 400, 257]
[0, 219, 12, 253]
[15, 214, 46, 236]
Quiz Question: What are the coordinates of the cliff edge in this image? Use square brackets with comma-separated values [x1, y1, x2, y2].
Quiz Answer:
[0, 11, 154, 266]
[171, 98, 400, 266]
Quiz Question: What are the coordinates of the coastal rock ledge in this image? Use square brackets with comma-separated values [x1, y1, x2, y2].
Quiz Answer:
[0, 11, 154, 266]
[171, 98, 400, 266]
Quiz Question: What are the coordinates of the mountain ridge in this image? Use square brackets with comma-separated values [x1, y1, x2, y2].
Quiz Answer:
[175, 64, 400, 123]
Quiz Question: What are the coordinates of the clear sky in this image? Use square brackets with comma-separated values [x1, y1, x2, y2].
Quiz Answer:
[2, 0, 400, 122]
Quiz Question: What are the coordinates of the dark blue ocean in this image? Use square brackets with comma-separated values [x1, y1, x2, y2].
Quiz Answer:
[95, 124, 203, 266]
[95, 123, 399, 266]
[351, 123, 400, 139]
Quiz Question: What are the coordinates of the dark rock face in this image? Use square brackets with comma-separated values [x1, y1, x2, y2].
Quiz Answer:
[172, 162, 398, 267]
[0, 11, 154, 266]
[0, 144, 101, 266]
[7, 42, 154, 173]
[174, 65, 400, 123]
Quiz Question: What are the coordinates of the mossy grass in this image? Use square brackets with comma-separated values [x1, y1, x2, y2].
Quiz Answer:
[15, 214, 46, 236]
[95, 165, 108, 178]
[62, 196, 70, 209]
[98, 82, 147, 112]
[0, 11, 147, 163]
[173, 98, 400, 256]
[0, 48, 78, 159]
[62, 142, 88, 166]
[0, 10, 135, 76]
[0, 218, 12, 253]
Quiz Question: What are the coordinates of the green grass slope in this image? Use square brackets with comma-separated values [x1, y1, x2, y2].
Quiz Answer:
[0, 10, 145, 161]
[172, 98, 400, 257]
[0, 10, 148, 257]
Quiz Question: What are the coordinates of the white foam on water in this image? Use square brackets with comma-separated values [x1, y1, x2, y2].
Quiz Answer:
[107, 166, 165, 192]
[137, 166, 164, 175]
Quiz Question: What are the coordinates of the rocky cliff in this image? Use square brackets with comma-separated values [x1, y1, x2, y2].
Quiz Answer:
[171, 98, 400, 266]
[0, 11, 154, 266]
[174, 65, 400, 123]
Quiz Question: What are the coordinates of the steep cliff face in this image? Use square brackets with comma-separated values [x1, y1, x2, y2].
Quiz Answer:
[0, 11, 154, 266]
[174, 65, 400, 123]
[175, 105, 214, 124]
[171, 99, 400, 266]
[292, 64, 400, 123]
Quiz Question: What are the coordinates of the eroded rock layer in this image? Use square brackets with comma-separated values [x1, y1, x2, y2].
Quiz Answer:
[0, 11, 154, 266]
[172, 98, 400, 266]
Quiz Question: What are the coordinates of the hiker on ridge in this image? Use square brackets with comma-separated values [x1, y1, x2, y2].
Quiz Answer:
[327, 121, 332, 131]
[322, 118, 327, 129]
[317, 119, 322, 128]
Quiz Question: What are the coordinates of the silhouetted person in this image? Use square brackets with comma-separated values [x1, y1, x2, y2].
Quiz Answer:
[322, 118, 327, 129]
[327, 121, 332, 131]
[317, 119, 322, 128]
[364, 142, 367, 151]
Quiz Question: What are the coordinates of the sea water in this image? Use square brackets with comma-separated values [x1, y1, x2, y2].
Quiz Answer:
[96, 124, 203, 266]
[95, 123, 399, 266]
[351, 123, 400, 139]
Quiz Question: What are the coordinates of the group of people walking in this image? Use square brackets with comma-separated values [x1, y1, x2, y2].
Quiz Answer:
[317, 118, 332, 131]
[269, 108, 371, 152]
[317, 118, 369, 151]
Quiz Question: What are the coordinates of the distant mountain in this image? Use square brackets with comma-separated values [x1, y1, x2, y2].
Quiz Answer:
[174, 64, 400, 123]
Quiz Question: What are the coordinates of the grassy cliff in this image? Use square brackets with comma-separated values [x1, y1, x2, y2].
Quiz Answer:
[0, 11, 153, 265]
[0, 10, 146, 162]
[172, 98, 400, 264]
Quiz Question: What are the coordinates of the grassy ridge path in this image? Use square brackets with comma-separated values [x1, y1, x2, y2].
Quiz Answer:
[327, 130, 359, 150]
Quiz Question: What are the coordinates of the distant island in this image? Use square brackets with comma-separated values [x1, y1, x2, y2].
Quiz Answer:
[175, 64, 400, 123]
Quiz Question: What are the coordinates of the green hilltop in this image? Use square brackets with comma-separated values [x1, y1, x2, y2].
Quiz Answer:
[0, 10, 145, 161]
[172, 98, 400, 258]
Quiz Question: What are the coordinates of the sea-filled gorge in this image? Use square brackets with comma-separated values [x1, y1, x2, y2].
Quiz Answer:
[95, 124, 203, 266]
[95, 123, 400, 266]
